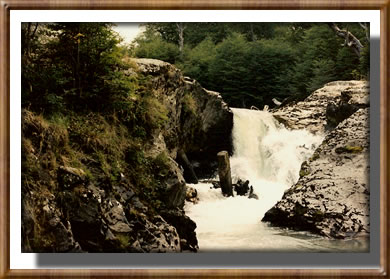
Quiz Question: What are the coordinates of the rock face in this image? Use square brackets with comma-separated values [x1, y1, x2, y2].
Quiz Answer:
[263, 81, 370, 239]
[133, 58, 233, 179]
[273, 81, 369, 134]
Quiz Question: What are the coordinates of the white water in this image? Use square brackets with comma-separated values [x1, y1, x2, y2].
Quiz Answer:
[184, 108, 367, 251]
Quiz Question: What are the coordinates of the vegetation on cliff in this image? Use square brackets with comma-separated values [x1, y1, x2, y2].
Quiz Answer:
[21, 23, 196, 252]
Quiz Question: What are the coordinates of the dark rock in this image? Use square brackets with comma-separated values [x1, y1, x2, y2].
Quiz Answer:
[161, 158, 187, 209]
[234, 179, 250, 196]
[177, 150, 198, 184]
[58, 166, 87, 189]
[39, 194, 82, 252]
[212, 181, 221, 189]
[326, 100, 360, 129]
[161, 209, 198, 252]
[112, 184, 135, 204]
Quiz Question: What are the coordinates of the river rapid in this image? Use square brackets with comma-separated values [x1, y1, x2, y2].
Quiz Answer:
[184, 108, 368, 252]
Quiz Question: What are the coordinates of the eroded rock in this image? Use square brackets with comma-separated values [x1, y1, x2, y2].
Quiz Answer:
[263, 108, 370, 239]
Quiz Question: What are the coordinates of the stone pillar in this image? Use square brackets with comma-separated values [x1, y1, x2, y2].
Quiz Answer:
[217, 151, 233, 197]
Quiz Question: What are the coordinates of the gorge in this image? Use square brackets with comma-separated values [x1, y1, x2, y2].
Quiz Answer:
[22, 59, 370, 253]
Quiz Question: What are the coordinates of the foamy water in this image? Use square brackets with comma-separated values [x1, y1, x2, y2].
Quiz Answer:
[184, 108, 369, 251]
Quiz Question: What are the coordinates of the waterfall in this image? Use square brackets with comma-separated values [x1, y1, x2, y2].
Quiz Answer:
[229, 108, 322, 208]
[184, 108, 325, 251]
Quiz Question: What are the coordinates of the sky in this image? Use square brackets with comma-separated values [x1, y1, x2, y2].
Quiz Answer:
[113, 23, 144, 44]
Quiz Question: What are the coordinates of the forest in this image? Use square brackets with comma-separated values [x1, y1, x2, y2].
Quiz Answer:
[131, 22, 369, 108]
[23, 22, 369, 114]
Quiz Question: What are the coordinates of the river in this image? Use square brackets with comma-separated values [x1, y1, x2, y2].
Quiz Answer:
[184, 108, 368, 252]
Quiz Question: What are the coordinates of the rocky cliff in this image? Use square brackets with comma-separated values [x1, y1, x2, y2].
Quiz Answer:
[133, 58, 233, 180]
[273, 81, 369, 134]
[263, 80, 370, 239]
[21, 59, 233, 252]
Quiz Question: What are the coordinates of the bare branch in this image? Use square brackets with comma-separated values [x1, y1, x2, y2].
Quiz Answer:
[328, 23, 364, 57]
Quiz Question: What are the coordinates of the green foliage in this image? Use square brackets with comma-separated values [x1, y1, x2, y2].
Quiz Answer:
[134, 30, 180, 64]
[153, 152, 171, 178]
[208, 33, 252, 107]
[178, 37, 216, 89]
[182, 93, 198, 115]
[359, 44, 370, 79]
[307, 59, 337, 93]
[207, 34, 296, 108]
[140, 96, 169, 130]
[132, 22, 369, 108]
[22, 23, 138, 114]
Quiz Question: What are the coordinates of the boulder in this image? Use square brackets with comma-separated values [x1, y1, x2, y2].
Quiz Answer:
[263, 108, 370, 239]
[161, 209, 198, 252]
[185, 186, 199, 204]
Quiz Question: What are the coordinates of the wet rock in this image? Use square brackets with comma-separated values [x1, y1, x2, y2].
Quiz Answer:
[129, 214, 181, 253]
[234, 179, 250, 196]
[186, 186, 199, 204]
[177, 150, 198, 184]
[212, 181, 221, 189]
[263, 108, 370, 239]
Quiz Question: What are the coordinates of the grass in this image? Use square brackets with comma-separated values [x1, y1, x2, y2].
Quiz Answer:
[21, 85, 177, 251]
[182, 93, 197, 115]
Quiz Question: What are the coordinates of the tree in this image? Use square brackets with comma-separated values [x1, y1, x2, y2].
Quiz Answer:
[133, 29, 179, 64]
[22, 23, 136, 113]
[178, 37, 216, 89]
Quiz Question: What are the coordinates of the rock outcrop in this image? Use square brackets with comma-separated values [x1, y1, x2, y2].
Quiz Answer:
[22, 59, 233, 253]
[273, 81, 369, 134]
[263, 81, 370, 239]
[133, 58, 233, 179]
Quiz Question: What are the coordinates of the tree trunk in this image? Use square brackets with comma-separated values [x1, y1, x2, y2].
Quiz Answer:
[177, 150, 198, 184]
[176, 23, 185, 54]
[249, 23, 257, 41]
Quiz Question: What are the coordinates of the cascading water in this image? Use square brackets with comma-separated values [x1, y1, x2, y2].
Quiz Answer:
[185, 108, 367, 252]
